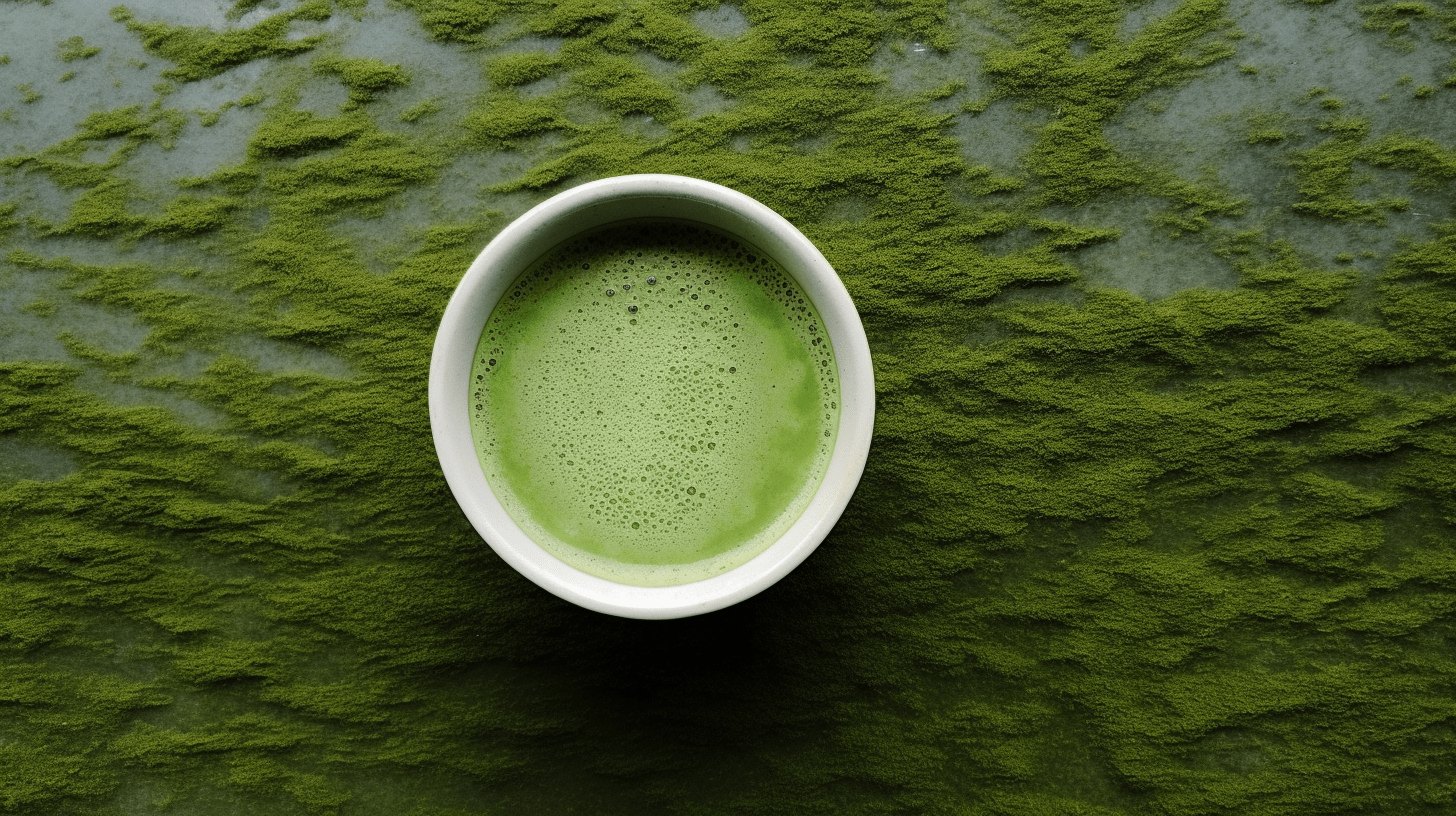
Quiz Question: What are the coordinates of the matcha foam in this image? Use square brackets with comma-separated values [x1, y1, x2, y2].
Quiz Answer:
[469, 219, 840, 586]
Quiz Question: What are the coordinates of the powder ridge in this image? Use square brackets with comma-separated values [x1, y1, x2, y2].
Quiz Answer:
[469, 219, 840, 586]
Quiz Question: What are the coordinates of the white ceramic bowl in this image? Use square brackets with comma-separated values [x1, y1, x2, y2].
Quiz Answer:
[429, 174, 874, 619]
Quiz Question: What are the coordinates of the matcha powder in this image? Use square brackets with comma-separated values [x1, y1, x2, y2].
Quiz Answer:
[1, 0, 1454, 814]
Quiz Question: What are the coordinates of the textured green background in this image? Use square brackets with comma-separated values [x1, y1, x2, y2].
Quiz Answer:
[2, 0, 1455, 813]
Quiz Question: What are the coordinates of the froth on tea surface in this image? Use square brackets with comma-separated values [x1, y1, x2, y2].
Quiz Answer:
[469, 219, 840, 586]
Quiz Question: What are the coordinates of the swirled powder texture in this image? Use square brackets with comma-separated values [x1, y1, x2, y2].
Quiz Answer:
[469, 219, 839, 586]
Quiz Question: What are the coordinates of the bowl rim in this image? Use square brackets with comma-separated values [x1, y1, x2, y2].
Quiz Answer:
[428, 174, 874, 618]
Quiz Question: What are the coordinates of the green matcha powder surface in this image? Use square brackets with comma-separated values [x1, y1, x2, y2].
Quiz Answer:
[2, 0, 1455, 813]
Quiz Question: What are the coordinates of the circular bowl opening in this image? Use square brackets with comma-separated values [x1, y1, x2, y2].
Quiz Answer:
[429, 174, 874, 619]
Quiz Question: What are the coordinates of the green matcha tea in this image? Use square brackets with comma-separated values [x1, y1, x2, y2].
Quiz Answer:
[468, 219, 840, 587]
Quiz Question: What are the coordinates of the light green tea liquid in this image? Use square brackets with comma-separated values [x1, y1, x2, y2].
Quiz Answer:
[468, 219, 840, 586]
